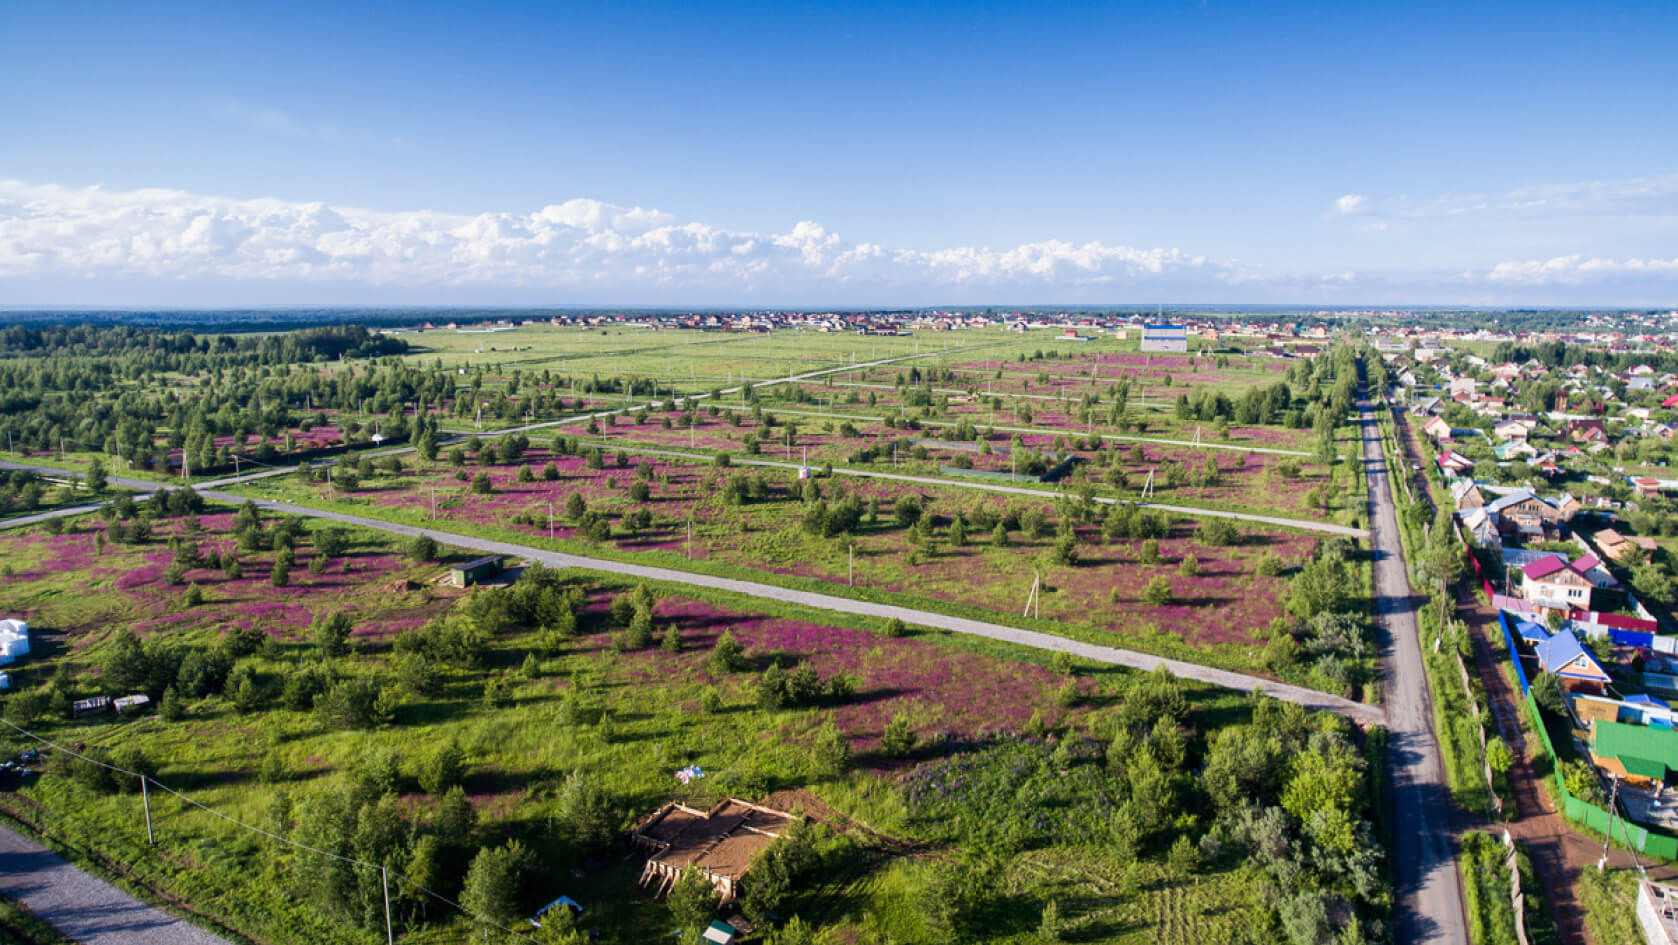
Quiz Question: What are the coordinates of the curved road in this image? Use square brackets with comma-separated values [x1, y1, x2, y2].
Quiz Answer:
[200, 487, 1383, 725]
[1, 457, 1377, 720]
[1359, 396, 1468, 944]
[0, 824, 229, 945]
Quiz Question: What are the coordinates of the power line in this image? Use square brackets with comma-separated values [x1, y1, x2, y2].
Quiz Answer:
[0, 715, 535, 940]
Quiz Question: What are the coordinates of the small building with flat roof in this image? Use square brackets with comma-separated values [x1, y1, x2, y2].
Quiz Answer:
[451, 556, 502, 587]
[1140, 324, 1188, 353]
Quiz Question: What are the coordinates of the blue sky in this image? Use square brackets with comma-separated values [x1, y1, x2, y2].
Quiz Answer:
[3, 0, 1676, 306]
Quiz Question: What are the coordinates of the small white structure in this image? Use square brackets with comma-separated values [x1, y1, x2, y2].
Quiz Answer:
[114, 694, 151, 714]
[1140, 324, 1189, 353]
[0, 620, 29, 666]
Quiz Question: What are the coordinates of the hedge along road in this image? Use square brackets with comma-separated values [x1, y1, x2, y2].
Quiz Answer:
[198, 487, 1384, 726]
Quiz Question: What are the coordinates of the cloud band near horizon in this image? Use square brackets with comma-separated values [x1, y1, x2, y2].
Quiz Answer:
[0, 178, 1674, 306]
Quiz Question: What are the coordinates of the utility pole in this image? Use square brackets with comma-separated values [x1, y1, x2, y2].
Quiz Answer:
[849, 543, 855, 586]
[381, 867, 394, 945]
[430, 483, 437, 519]
[141, 776, 154, 845]
[548, 501, 554, 540]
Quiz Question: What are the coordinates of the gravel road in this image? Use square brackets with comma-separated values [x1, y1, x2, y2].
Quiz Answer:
[201, 487, 1385, 724]
[0, 824, 229, 945]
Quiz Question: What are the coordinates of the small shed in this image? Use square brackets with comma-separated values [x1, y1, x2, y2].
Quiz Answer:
[703, 921, 738, 945]
[71, 696, 113, 718]
[451, 556, 502, 587]
[114, 694, 152, 714]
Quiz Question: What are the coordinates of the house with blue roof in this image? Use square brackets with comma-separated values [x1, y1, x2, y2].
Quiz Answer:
[1533, 628, 1612, 693]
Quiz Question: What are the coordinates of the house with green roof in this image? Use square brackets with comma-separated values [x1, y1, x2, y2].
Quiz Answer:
[1591, 719, 1678, 786]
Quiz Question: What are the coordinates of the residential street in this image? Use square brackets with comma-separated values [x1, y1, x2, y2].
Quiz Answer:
[1360, 396, 1469, 944]
[0, 823, 229, 945]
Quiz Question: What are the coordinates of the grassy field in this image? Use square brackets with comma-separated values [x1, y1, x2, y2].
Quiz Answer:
[227, 443, 1333, 684]
[0, 503, 1384, 944]
[0, 329, 1387, 944]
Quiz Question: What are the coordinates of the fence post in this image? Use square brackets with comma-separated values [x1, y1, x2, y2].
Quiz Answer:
[382, 866, 394, 945]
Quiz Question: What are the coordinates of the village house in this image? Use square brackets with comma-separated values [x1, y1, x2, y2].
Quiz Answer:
[1590, 720, 1678, 786]
[1451, 480, 1486, 510]
[1595, 528, 1658, 563]
[1493, 418, 1534, 442]
[1437, 450, 1476, 477]
[1520, 555, 1597, 611]
[1421, 415, 1454, 440]
[1519, 622, 1612, 693]
[1570, 419, 1609, 445]
[632, 799, 795, 905]
[1634, 478, 1671, 500]
[1485, 489, 1566, 535]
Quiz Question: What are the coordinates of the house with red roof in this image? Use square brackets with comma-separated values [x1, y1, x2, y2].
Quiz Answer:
[1437, 450, 1475, 476]
[1520, 555, 1597, 611]
[1421, 415, 1453, 440]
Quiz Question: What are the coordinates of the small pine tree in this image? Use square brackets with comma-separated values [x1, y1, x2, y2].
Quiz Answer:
[183, 583, 204, 607]
[881, 617, 906, 638]
[158, 685, 185, 722]
[407, 534, 438, 562]
[1141, 576, 1173, 606]
[991, 522, 1009, 547]
[661, 624, 682, 653]
[814, 720, 852, 777]
[418, 741, 466, 796]
[1179, 554, 1201, 577]
[270, 559, 289, 588]
[1038, 899, 1064, 942]
[707, 630, 749, 673]
[881, 714, 916, 758]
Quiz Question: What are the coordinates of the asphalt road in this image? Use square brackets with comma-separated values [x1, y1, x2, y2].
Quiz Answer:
[199, 487, 1385, 724]
[1359, 398, 1468, 944]
[0, 824, 229, 945]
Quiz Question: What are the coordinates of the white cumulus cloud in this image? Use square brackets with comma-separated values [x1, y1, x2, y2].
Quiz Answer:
[0, 179, 1221, 299]
[1332, 194, 1367, 215]
[1485, 254, 1678, 286]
